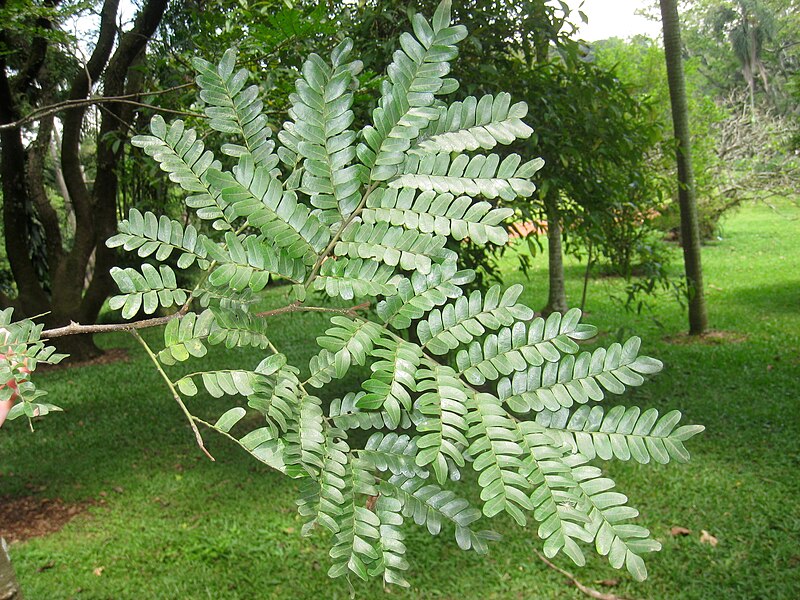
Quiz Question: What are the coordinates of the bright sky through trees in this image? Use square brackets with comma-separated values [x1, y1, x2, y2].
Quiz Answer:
[571, 0, 661, 41]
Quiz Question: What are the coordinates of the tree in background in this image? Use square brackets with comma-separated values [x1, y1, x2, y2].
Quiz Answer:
[0, 0, 168, 358]
[659, 0, 708, 335]
[0, 0, 335, 361]
[513, 57, 665, 315]
[683, 0, 800, 114]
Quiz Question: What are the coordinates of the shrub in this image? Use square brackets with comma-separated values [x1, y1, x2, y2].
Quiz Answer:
[2, 1, 702, 588]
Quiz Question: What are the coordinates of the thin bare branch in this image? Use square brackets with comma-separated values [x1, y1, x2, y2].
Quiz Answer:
[0, 83, 198, 131]
[533, 550, 634, 600]
[40, 301, 371, 339]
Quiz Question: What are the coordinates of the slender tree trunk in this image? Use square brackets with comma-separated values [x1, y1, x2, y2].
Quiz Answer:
[659, 0, 708, 335]
[580, 240, 593, 313]
[542, 194, 568, 316]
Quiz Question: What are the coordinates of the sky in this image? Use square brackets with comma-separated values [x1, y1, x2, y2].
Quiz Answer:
[568, 0, 662, 41]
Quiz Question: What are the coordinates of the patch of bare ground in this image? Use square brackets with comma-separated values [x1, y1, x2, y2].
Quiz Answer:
[0, 496, 94, 543]
[664, 330, 748, 345]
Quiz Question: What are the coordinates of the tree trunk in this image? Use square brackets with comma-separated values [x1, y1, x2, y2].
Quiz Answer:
[0, 0, 168, 360]
[0, 538, 23, 600]
[659, 0, 708, 335]
[542, 194, 569, 316]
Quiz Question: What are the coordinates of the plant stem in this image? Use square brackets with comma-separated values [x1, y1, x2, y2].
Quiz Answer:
[130, 329, 215, 461]
[304, 182, 380, 290]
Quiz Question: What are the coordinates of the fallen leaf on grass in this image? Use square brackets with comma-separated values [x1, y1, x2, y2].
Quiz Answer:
[700, 530, 718, 547]
[670, 526, 691, 536]
[93, 566, 105, 576]
[37, 561, 55, 572]
[594, 578, 620, 587]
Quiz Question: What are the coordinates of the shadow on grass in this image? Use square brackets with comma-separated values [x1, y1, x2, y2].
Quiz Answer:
[725, 280, 800, 314]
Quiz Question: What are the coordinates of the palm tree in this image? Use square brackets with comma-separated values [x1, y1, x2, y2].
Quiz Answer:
[660, 0, 709, 335]
[709, 0, 775, 115]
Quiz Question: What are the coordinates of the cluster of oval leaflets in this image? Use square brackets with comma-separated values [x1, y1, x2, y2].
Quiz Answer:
[0, 0, 703, 588]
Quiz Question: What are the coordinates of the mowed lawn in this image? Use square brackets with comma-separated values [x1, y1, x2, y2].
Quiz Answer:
[1, 199, 798, 599]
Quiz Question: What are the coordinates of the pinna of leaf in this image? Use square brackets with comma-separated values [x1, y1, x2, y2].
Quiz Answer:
[4, 0, 704, 588]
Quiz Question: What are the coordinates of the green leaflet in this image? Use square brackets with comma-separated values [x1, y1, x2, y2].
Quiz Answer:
[456, 309, 597, 386]
[284, 394, 327, 477]
[369, 495, 410, 587]
[412, 92, 534, 154]
[307, 316, 384, 387]
[296, 426, 351, 535]
[106, 208, 210, 269]
[565, 454, 661, 581]
[176, 369, 260, 399]
[193, 48, 279, 171]
[207, 415, 287, 473]
[377, 260, 474, 329]
[207, 232, 307, 290]
[538, 405, 704, 464]
[329, 392, 416, 431]
[109, 264, 188, 319]
[417, 284, 534, 354]
[414, 364, 470, 485]
[466, 393, 533, 526]
[356, 337, 422, 429]
[132, 117, 234, 230]
[283, 39, 364, 223]
[391, 152, 544, 201]
[360, 432, 428, 479]
[247, 359, 303, 436]
[379, 473, 499, 554]
[206, 160, 329, 266]
[516, 420, 592, 565]
[158, 310, 215, 365]
[326, 481, 411, 587]
[194, 284, 258, 313]
[326, 458, 381, 581]
[496, 334, 661, 412]
[315, 257, 402, 301]
[334, 221, 456, 275]
[358, 2, 467, 182]
[363, 187, 514, 245]
[157, 309, 270, 366]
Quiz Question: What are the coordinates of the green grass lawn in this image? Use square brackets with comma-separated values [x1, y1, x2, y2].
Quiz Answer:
[1, 199, 798, 599]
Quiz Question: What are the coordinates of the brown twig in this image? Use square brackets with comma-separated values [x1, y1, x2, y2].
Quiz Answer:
[41, 307, 190, 339]
[40, 301, 371, 340]
[533, 550, 633, 600]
